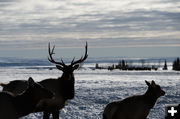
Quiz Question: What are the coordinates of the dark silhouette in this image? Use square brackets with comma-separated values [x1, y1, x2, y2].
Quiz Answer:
[0, 77, 53, 119]
[0, 42, 88, 119]
[103, 80, 165, 119]
[122, 60, 126, 68]
[95, 63, 99, 69]
[95, 59, 158, 71]
[173, 58, 180, 71]
[108, 64, 115, 71]
[163, 60, 168, 70]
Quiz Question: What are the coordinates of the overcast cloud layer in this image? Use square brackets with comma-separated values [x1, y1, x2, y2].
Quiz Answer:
[0, 0, 180, 55]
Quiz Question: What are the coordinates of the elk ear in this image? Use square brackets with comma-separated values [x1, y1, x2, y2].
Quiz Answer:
[145, 80, 151, 87]
[28, 77, 35, 87]
[56, 65, 64, 71]
[73, 64, 80, 70]
[151, 80, 156, 87]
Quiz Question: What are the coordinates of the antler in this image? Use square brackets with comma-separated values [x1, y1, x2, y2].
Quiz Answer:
[48, 43, 66, 67]
[70, 42, 88, 66]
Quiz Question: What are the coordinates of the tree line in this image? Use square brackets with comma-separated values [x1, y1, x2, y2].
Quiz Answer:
[95, 58, 180, 71]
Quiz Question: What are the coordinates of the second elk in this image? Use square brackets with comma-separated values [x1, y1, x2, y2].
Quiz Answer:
[103, 80, 165, 119]
[0, 42, 88, 119]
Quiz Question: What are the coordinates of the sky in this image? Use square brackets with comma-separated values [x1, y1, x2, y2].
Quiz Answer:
[0, 0, 180, 58]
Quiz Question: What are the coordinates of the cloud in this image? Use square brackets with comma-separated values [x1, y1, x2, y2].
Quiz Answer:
[0, 0, 15, 2]
[0, 0, 180, 51]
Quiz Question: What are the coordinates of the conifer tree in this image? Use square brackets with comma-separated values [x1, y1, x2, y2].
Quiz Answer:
[163, 60, 167, 70]
[172, 58, 180, 71]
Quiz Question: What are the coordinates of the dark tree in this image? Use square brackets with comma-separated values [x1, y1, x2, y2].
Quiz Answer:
[163, 60, 168, 70]
[95, 63, 99, 69]
[122, 60, 126, 68]
[118, 60, 122, 68]
[172, 58, 180, 71]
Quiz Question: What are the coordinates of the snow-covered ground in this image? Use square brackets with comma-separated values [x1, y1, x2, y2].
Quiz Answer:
[0, 64, 179, 119]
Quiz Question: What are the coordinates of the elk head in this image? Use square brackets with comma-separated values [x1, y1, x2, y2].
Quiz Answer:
[26, 77, 54, 103]
[48, 42, 88, 99]
[145, 80, 165, 98]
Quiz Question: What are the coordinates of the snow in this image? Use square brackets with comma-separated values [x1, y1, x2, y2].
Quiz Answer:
[0, 64, 179, 119]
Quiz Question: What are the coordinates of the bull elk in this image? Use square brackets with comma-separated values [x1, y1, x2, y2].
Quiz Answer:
[103, 80, 165, 119]
[0, 42, 88, 119]
[0, 77, 53, 119]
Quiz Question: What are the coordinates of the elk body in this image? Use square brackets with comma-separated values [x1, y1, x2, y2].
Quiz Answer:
[0, 77, 53, 119]
[0, 42, 88, 119]
[103, 80, 165, 119]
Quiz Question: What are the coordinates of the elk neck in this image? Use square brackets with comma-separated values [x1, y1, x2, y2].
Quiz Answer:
[143, 88, 158, 109]
[59, 72, 75, 100]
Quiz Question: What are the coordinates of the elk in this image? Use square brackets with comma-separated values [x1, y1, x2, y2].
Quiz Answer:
[103, 80, 165, 119]
[0, 42, 88, 119]
[0, 77, 53, 119]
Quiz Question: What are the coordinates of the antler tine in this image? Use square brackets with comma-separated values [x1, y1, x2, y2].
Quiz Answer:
[71, 57, 75, 64]
[48, 42, 66, 67]
[52, 45, 55, 54]
[71, 42, 88, 66]
[61, 58, 65, 66]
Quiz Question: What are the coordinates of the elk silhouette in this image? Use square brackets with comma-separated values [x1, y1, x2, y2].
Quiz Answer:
[0, 42, 88, 119]
[103, 80, 165, 119]
[0, 77, 53, 119]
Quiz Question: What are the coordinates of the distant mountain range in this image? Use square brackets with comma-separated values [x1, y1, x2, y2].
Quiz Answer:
[0, 57, 178, 67]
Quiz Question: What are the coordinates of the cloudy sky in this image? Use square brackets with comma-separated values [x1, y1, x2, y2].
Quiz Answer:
[0, 0, 180, 58]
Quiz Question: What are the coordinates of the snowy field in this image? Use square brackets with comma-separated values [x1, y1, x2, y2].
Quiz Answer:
[0, 63, 179, 119]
